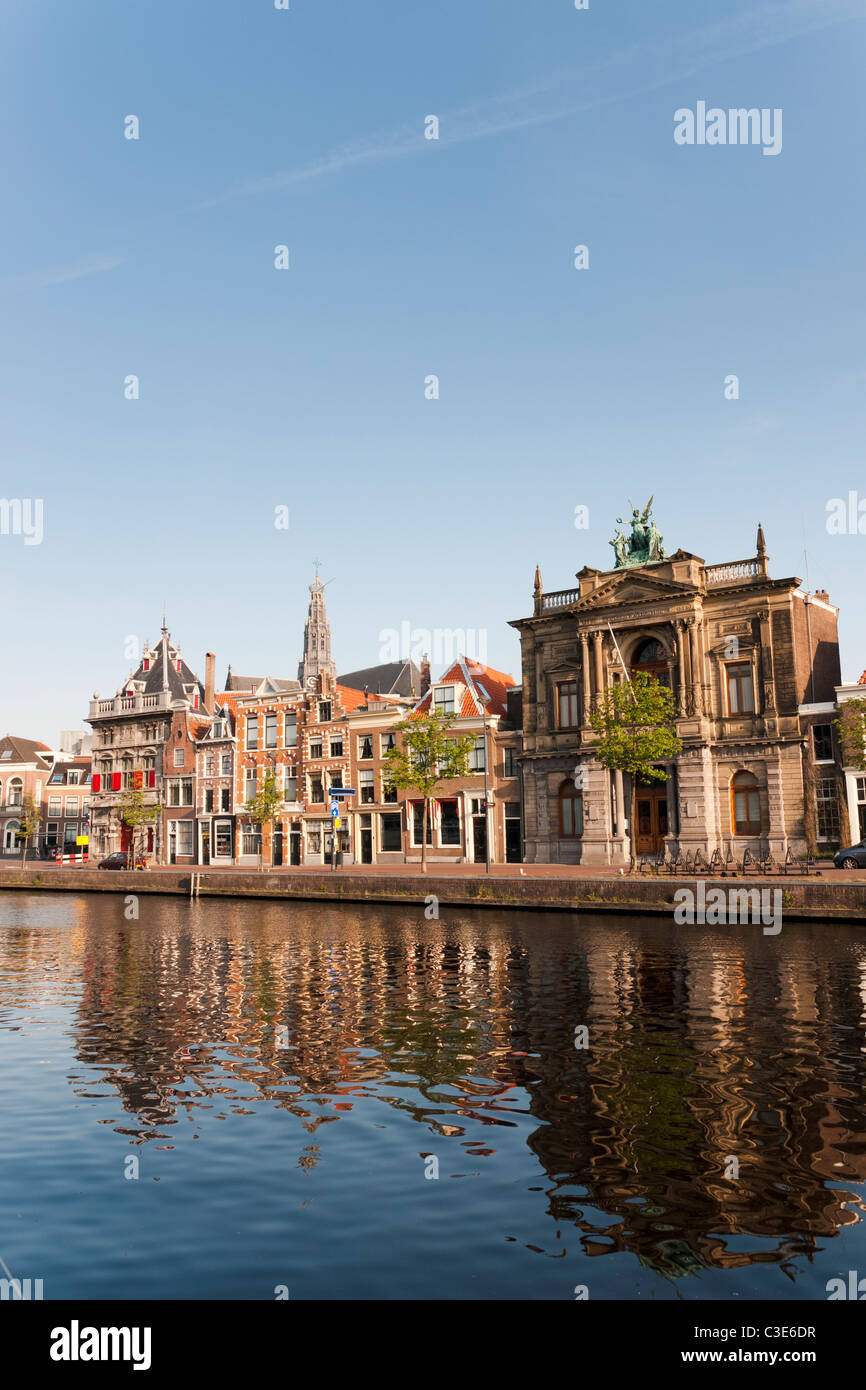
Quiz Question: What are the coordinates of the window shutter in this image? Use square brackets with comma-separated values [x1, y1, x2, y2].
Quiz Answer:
[133, 771, 143, 790]
[91, 773, 100, 793]
[111, 772, 121, 791]
[148, 771, 156, 789]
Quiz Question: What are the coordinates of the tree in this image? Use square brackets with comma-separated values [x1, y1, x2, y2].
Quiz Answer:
[117, 783, 162, 870]
[588, 671, 682, 866]
[16, 795, 42, 866]
[383, 711, 477, 872]
[835, 699, 866, 772]
[244, 769, 283, 870]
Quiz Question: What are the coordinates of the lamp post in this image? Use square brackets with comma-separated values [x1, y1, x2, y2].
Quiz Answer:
[482, 709, 491, 875]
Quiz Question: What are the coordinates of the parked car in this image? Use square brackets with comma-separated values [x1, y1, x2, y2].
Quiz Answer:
[834, 841, 866, 869]
[97, 851, 146, 871]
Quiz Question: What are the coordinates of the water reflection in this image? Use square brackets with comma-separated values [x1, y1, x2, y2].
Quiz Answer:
[2, 892, 866, 1293]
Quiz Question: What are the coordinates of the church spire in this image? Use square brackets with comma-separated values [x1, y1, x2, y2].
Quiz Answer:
[298, 566, 337, 685]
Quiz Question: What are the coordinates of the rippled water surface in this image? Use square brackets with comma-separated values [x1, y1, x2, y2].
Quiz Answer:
[1, 890, 866, 1300]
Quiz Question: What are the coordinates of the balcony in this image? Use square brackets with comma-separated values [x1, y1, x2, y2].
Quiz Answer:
[88, 691, 176, 720]
[705, 559, 762, 586]
[541, 588, 580, 610]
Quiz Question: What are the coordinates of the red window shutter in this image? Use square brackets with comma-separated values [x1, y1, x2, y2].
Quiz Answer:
[133, 771, 143, 790]
[111, 772, 121, 791]
[91, 774, 101, 793]
[148, 771, 155, 789]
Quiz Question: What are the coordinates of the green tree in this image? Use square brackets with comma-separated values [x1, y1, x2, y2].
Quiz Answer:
[117, 782, 162, 869]
[835, 699, 866, 772]
[383, 711, 477, 872]
[588, 671, 682, 865]
[244, 769, 283, 870]
[16, 794, 42, 866]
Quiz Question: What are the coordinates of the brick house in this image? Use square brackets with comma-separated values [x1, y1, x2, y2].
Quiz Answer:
[345, 693, 414, 864]
[0, 735, 53, 858]
[398, 656, 522, 866]
[195, 690, 239, 864]
[42, 756, 93, 858]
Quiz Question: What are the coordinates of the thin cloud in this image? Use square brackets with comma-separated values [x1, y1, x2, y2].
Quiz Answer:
[0, 254, 125, 293]
[201, 0, 863, 208]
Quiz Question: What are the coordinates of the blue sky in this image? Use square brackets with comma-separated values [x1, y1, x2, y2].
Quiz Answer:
[1, 0, 865, 738]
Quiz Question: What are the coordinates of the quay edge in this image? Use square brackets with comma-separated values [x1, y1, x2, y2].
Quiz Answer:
[1, 868, 866, 923]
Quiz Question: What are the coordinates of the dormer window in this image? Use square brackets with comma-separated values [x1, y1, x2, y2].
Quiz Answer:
[434, 686, 455, 715]
[176, 659, 182, 672]
[193, 692, 200, 710]
[143, 658, 151, 671]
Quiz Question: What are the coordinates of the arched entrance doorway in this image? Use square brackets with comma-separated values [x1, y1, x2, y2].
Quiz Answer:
[630, 638, 670, 686]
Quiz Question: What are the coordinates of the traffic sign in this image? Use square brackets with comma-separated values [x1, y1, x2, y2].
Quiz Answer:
[334, 818, 342, 830]
[328, 788, 356, 798]
[330, 806, 339, 818]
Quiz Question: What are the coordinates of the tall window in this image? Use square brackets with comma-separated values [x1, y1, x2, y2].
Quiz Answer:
[173, 747, 185, 767]
[556, 681, 580, 729]
[7, 778, 22, 806]
[559, 782, 583, 837]
[381, 813, 402, 852]
[319, 701, 332, 723]
[309, 775, 324, 803]
[221, 754, 231, 776]
[381, 732, 396, 755]
[265, 713, 277, 748]
[725, 663, 755, 715]
[731, 771, 761, 835]
[246, 716, 259, 750]
[285, 712, 297, 747]
[358, 735, 374, 760]
[360, 770, 374, 804]
[813, 725, 834, 763]
[504, 747, 518, 777]
[439, 799, 460, 846]
[330, 738, 343, 758]
[816, 778, 841, 840]
[284, 775, 297, 803]
[469, 736, 486, 772]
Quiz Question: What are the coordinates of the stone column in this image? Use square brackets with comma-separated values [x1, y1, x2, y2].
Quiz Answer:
[665, 765, 678, 840]
[757, 608, 776, 713]
[580, 632, 590, 724]
[674, 620, 688, 716]
[592, 629, 605, 703]
[687, 618, 703, 714]
[614, 768, 626, 840]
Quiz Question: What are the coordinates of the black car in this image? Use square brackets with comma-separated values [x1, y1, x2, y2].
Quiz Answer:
[97, 851, 146, 871]
[834, 841, 866, 869]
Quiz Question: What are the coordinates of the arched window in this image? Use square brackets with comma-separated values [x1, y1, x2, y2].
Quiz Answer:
[4, 820, 21, 851]
[559, 780, 584, 837]
[7, 777, 23, 807]
[631, 638, 670, 687]
[731, 771, 761, 836]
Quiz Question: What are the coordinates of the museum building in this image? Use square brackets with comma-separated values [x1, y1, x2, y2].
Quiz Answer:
[510, 510, 841, 865]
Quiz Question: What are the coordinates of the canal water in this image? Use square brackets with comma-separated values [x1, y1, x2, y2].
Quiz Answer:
[1, 890, 865, 1301]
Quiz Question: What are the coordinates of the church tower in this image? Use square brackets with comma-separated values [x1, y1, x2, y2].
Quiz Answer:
[298, 566, 337, 685]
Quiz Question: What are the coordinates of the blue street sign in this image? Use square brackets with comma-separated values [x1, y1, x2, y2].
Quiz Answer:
[330, 806, 339, 818]
[329, 788, 356, 798]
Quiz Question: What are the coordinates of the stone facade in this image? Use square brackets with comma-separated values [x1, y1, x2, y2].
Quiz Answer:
[511, 525, 841, 865]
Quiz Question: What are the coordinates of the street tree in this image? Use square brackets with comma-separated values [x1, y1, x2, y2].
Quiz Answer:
[588, 671, 681, 866]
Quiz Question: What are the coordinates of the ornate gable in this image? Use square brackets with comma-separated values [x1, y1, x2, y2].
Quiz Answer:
[577, 568, 698, 612]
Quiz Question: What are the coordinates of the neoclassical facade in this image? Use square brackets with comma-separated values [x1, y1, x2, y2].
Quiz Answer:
[511, 523, 841, 865]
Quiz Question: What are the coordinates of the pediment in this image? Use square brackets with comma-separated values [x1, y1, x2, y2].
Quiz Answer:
[576, 569, 698, 611]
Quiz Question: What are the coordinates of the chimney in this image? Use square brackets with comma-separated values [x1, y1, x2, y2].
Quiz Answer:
[814, 588, 829, 603]
[205, 652, 216, 713]
[420, 654, 431, 696]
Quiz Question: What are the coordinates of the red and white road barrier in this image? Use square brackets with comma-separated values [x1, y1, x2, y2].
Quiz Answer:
[53, 851, 89, 865]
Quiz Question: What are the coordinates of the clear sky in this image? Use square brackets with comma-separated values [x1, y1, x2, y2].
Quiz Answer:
[2, 0, 865, 740]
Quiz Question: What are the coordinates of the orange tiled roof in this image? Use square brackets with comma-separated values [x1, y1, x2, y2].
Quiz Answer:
[858, 671, 866, 685]
[337, 685, 367, 713]
[411, 656, 516, 720]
